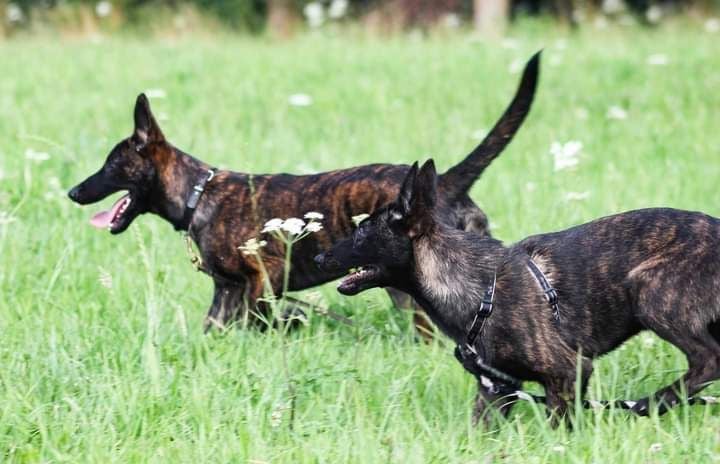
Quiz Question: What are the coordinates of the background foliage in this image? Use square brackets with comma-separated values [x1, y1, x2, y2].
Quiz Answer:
[2, 0, 719, 35]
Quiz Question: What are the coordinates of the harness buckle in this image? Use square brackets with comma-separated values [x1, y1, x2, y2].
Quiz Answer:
[544, 287, 558, 306]
[478, 289, 494, 318]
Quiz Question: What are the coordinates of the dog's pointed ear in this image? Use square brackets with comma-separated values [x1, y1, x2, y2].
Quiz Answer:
[133, 93, 165, 148]
[410, 159, 438, 214]
[396, 161, 419, 216]
[403, 159, 438, 237]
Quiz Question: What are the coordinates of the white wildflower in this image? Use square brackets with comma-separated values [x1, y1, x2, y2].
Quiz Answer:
[443, 13, 460, 29]
[508, 58, 524, 75]
[642, 334, 656, 346]
[288, 93, 313, 107]
[145, 88, 167, 99]
[606, 105, 628, 120]
[328, 0, 348, 19]
[25, 148, 50, 162]
[552, 445, 566, 453]
[0, 211, 17, 225]
[352, 213, 369, 226]
[98, 267, 113, 289]
[564, 191, 590, 201]
[575, 107, 589, 120]
[281, 218, 305, 235]
[303, 2, 325, 28]
[705, 18, 720, 33]
[6, 3, 23, 22]
[602, 0, 625, 14]
[645, 5, 662, 24]
[551, 141, 583, 171]
[95, 0, 112, 18]
[262, 218, 284, 233]
[501, 38, 520, 50]
[239, 238, 267, 256]
[647, 54, 669, 66]
[649, 443, 662, 453]
[305, 222, 323, 233]
[304, 211, 324, 220]
[270, 409, 282, 428]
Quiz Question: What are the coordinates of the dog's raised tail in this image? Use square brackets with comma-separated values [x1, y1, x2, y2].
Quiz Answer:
[440, 51, 541, 198]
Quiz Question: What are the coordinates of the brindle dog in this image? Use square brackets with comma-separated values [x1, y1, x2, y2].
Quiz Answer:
[315, 160, 720, 425]
[68, 54, 539, 332]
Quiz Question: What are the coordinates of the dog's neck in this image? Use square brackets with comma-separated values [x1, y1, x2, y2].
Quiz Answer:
[411, 224, 508, 342]
[147, 145, 214, 231]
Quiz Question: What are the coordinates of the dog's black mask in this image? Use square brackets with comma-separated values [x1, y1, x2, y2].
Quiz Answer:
[315, 160, 437, 295]
[67, 94, 161, 234]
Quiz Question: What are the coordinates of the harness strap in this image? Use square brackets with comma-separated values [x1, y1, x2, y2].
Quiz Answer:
[181, 168, 217, 231]
[463, 274, 496, 352]
[526, 257, 561, 320]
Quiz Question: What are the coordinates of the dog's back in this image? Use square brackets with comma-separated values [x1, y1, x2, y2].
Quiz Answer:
[512, 207, 720, 356]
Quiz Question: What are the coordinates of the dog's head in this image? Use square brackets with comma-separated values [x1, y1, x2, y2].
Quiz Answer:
[315, 159, 438, 295]
[67, 94, 167, 234]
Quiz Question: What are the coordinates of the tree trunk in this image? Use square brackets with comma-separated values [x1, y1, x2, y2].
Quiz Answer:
[473, 0, 510, 36]
[267, 0, 299, 39]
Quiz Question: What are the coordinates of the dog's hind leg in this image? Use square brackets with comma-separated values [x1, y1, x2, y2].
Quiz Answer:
[204, 279, 247, 332]
[629, 325, 720, 416]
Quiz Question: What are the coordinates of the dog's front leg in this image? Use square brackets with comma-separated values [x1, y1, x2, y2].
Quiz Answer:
[204, 279, 246, 332]
[472, 377, 521, 428]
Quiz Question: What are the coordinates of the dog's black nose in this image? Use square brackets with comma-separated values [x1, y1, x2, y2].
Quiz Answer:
[68, 185, 81, 202]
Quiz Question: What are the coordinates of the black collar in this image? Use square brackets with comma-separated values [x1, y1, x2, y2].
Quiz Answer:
[181, 168, 216, 231]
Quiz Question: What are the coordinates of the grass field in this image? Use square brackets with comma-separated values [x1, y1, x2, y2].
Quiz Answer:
[1, 21, 720, 462]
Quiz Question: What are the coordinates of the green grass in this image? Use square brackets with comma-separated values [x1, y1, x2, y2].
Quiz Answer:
[2, 21, 720, 462]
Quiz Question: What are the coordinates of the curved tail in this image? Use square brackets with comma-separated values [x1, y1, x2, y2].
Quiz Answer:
[439, 51, 541, 198]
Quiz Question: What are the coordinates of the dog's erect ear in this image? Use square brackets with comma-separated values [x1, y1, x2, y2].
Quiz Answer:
[410, 159, 438, 215]
[399, 159, 437, 237]
[396, 161, 419, 216]
[133, 93, 165, 147]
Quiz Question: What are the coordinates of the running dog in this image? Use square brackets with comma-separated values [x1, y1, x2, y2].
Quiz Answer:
[68, 53, 539, 332]
[315, 160, 720, 425]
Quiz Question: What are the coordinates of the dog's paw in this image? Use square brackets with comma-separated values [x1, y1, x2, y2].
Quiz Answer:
[630, 398, 651, 416]
[279, 306, 308, 328]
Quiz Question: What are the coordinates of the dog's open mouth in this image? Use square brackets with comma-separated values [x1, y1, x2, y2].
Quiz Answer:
[338, 265, 383, 295]
[89, 192, 132, 232]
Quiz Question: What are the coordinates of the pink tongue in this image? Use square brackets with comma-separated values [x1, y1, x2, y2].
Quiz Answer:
[90, 194, 130, 229]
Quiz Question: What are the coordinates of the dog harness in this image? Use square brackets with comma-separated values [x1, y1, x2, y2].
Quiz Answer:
[454, 257, 719, 411]
[455, 256, 561, 386]
[526, 258, 561, 320]
[181, 168, 217, 231]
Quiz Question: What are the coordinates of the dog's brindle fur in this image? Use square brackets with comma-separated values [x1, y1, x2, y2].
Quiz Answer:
[67, 54, 540, 332]
[315, 160, 720, 425]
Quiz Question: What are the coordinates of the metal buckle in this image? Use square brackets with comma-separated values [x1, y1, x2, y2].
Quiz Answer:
[544, 287, 558, 306]
[478, 289, 494, 318]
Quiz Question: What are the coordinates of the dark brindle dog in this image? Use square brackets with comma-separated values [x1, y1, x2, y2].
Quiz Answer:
[315, 160, 720, 425]
[67, 54, 539, 332]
